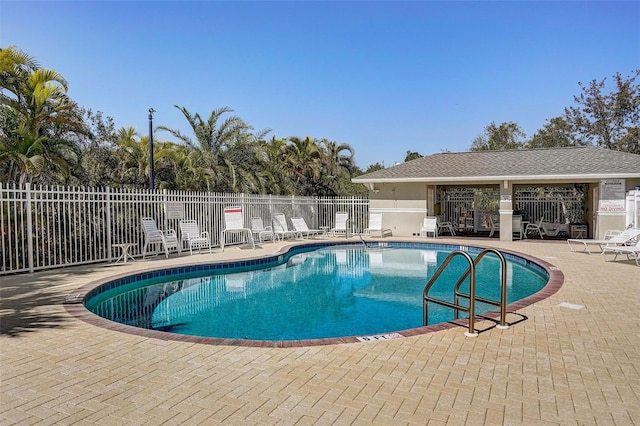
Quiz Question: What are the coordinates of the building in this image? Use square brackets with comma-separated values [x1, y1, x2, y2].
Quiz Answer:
[353, 146, 640, 240]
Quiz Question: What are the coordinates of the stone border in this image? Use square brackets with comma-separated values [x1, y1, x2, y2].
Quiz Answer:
[64, 242, 564, 348]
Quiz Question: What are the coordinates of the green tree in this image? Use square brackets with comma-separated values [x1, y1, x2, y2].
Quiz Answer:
[75, 109, 119, 187]
[470, 121, 526, 151]
[113, 126, 150, 186]
[256, 137, 291, 195]
[362, 162, 385, 174]
[158, 105, 268, 192]
[316, 139, 356, 196]
[283, 136, 322, 195]
[527, 116, 581, 148]
[0, 46, 87, 183]
[564, 70, 639, 153]
[404, 150, 423, 162]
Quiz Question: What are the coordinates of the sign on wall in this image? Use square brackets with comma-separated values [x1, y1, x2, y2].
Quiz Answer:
[599, 179, 626, 212]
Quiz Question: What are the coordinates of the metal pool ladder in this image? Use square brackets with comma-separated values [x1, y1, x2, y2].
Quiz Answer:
[423, 248, 525, 337]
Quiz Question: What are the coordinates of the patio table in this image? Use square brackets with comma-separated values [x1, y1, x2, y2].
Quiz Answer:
[112, 243, 136, 264]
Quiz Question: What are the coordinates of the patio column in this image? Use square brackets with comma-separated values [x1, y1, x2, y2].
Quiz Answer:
[499, 180, 514, 242]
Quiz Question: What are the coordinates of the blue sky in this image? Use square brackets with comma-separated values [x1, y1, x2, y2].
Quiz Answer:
[3, 1, 639, 168]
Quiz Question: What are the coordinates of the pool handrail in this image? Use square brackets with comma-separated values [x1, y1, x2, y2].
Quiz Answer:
[423, 248, 511, 336]
[453, 248, 508, 329]
[423, 250, 478, 337]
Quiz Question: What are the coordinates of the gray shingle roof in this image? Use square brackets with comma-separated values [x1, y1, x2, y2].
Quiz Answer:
[353, 146, 640, 183]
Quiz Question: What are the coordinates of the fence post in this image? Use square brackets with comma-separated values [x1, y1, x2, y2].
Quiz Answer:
[25, 183, 34, 273]
[106, 187, 112, 262]
[162, 189, 168, 230]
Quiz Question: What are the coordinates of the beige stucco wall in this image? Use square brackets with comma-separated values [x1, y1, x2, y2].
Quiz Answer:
[369, 183, 427, 237]
[596, 214, 627, 238]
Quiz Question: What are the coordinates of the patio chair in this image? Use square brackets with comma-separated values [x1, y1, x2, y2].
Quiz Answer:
[524, 217, 545, 239]
[437, 216, 456, 236]
[420, 216, 438, 238]
[512, 215, 523, 240]
[330, 212, 350, 237]
[251, 217, 275, 242]
[179, 220, 212, 255]
[141, 217, 180, 259]
[272, 213, 301, 240]
[220, 206, 255, 251]
[291, 217, 324, 239]
[363, 213, 392, 237]
[603, 239, 640, 266]
[567, 227, 640, 255]
[486, 214, 499, 238]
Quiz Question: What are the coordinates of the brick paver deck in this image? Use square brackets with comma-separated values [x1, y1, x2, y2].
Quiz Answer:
[2, 237, 639, 425]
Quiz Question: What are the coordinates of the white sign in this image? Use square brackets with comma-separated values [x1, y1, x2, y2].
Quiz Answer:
[165, 201, 185, 220]
[599, 179, 625, 212]
[500, 195, 512, 201]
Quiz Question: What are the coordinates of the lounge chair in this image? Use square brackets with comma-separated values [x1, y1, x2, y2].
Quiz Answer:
[420, 216, 438, 238]
[364, 213, 392, 237]
[220, 206, 255, 251]
[272, 213, 301, 240]
[603, 239, 640, 266]
[330, 212, 350, 237]
[486, 214, 499, 238]
[291, 217, 324, 239]
[541, 222, 570, 237]
[251, 217, 275, 242]
[179, 220, 212, 255]
[525, 218, 569, 239]
[437, 216, 456, 236]
[567, 227, 640, 255]
[141, 217, 180, 259]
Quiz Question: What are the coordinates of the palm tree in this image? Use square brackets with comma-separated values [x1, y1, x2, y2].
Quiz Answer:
[158, 105, 268, 193]
[158, 105, 250, 153]
[0, 46, 87, 183]
[283, 136, 323, 194]
[256, 137, 292, 194]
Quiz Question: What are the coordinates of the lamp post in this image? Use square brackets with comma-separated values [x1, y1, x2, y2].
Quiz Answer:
[148, 108, 155, 191]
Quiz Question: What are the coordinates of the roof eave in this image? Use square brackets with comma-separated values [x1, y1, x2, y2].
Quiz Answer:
[353, 173, 640, 184]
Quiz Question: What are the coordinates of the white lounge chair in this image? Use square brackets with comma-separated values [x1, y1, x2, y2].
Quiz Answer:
[567, 227, 640, 255]
[251, 217, 275, 242]
[603, 239, 640, 266]
[141, 217, 180, 259]
[179, 220, 212, 255]
[291, 217, 324, 239]
[330, 212, 350, 237]
[220, 206, 255, 251]
[272, 213, 301, 240]
[364, 213, 392, 237]
[420, 217, 438, 238]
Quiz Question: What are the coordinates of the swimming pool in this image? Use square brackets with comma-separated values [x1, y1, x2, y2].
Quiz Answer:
[78, 242, 562, 346]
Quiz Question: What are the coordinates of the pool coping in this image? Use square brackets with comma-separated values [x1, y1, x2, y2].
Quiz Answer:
[63, 240, 564, 348]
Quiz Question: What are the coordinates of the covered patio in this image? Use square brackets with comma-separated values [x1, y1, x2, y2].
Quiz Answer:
[353, 146, 640, 241]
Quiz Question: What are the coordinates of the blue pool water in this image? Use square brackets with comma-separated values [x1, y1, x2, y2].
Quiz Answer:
[85, 243, 549, 341]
